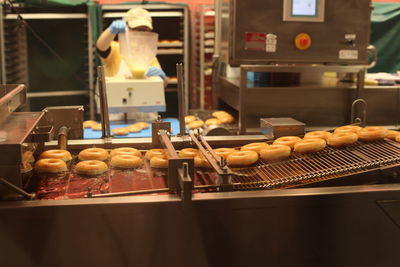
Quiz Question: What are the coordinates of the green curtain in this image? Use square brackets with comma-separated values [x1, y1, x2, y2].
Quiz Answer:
[12, 0, 87, 5]
[370, 3, 400, 73]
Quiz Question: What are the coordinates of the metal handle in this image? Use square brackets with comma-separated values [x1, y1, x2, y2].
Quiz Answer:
[176, 63, 186, 136]
[57, 126, 69, 150]
[351, 98, 367, 127]
[97, 66, 111, 140]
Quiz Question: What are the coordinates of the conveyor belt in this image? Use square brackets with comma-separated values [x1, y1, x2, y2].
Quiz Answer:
[35, 139, 400, 199]
[83, 118, 181, 139]
[231, 139, 400, 190]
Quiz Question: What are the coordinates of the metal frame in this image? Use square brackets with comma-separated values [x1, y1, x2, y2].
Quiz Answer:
[2, 7, 95, 117]
[199, 5, 215, 110]
[0, 5, 5, 84]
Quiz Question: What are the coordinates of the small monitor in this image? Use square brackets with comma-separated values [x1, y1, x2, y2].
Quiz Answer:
[283, 0, 325, 22]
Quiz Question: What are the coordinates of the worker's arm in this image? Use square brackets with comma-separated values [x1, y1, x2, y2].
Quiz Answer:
[96, 20, 126, 53]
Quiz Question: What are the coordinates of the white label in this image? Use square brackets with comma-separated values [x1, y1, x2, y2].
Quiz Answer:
[339, 49, 358, 60]
[265, 34, 277, 53]
[345, 33, 356, 40]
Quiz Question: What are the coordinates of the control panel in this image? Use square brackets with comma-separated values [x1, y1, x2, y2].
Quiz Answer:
[219, 0, 372, 65]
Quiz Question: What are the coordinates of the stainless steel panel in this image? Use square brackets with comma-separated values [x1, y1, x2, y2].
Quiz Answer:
[40, 106, 84, 140]
[1, 184, 400, 266]
[219, 0, 372, 65]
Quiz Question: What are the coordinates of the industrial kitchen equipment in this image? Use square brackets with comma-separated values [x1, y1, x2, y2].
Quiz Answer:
[212, 0, 391, 134]
[1, 1, 400, 264]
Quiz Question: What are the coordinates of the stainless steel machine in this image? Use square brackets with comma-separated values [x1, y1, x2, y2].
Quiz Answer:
[212, 0, 398, 134]
[1, 82, 400, 266]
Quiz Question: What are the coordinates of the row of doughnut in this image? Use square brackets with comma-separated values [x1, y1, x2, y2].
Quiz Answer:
[269, 125, 397, 155]
[33, 147, 144, 175]
[30, 125, 400, 174]
[83, 120, 149, 136]
[175, 126, 398, 168]
[184, 110, 234, 130]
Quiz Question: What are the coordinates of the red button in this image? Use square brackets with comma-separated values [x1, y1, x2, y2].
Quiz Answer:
[299, 37, 309, 46]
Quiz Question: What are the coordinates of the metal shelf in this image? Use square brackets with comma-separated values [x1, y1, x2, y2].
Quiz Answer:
[103, 11, 183, 18]
[5, 13, 88, 19]
[193, 5, 215, 110]
[158, 42, 183, 47]
[27, 90, 89, 98]
[157, 49, 183, 55]
[1, 6, 96, 118]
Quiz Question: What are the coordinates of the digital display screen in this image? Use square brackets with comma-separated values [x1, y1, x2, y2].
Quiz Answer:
[292, 0, 317, 17]
[283, 0, 324, 22]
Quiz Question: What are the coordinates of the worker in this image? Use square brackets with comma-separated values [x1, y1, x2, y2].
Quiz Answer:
[96, 8, 168, 88]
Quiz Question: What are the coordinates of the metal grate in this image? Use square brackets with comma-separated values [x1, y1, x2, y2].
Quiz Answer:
[232, 139, 400, 190]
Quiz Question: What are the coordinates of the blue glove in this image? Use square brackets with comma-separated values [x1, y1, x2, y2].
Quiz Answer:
[109, 20, 126, 34]
[146, 67, 166, 80]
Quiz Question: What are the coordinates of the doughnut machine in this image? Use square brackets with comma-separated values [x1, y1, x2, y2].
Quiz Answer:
[2, 2, 400, 266]
[212, 0, 397, 134]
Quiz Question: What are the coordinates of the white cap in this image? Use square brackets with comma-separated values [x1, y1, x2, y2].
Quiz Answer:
[123, 8, 153, 30]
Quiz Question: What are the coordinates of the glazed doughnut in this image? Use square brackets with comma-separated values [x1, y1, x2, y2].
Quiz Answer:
[110, 155, 143, 169]
[110, 147, 141, 158]
[260, 145, 291, 162]
[386, 130, 400, 141]
[273, 136, 301, 149]
[40, 149, 72, 162]
[91, 123, 102, 131]
[83, 120, 97, 128]
[334, 125, 362, 134]
[214, 148, 236, 159]
[188, 120, 204, 129]
[304, 131, 332, 141]
[78, 147, 109, 161]
[75, 160, 108, 175]
[178, 148, 199, 158]
[194, 153, 212, 168]
[396, 135, 400, 143]
[212, 111, 226, 117]
[112, 128, 129, 136]
[327, 132, 358, 147]
[205, 118, 222, 126]
[240, 142, 269, 154]
[185, 115, 196, 124]
[134, 122, 149, 129]
[357, 126, 388, 141]
[34, 158, 67, 173]
[294, 138, 326, 153]
[226, 150, 259, 167]
[218, 113, 234, 124]
[145, 149, 166, 160]
[126, 124, 142, 133]
[150, 155, 169, 169]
